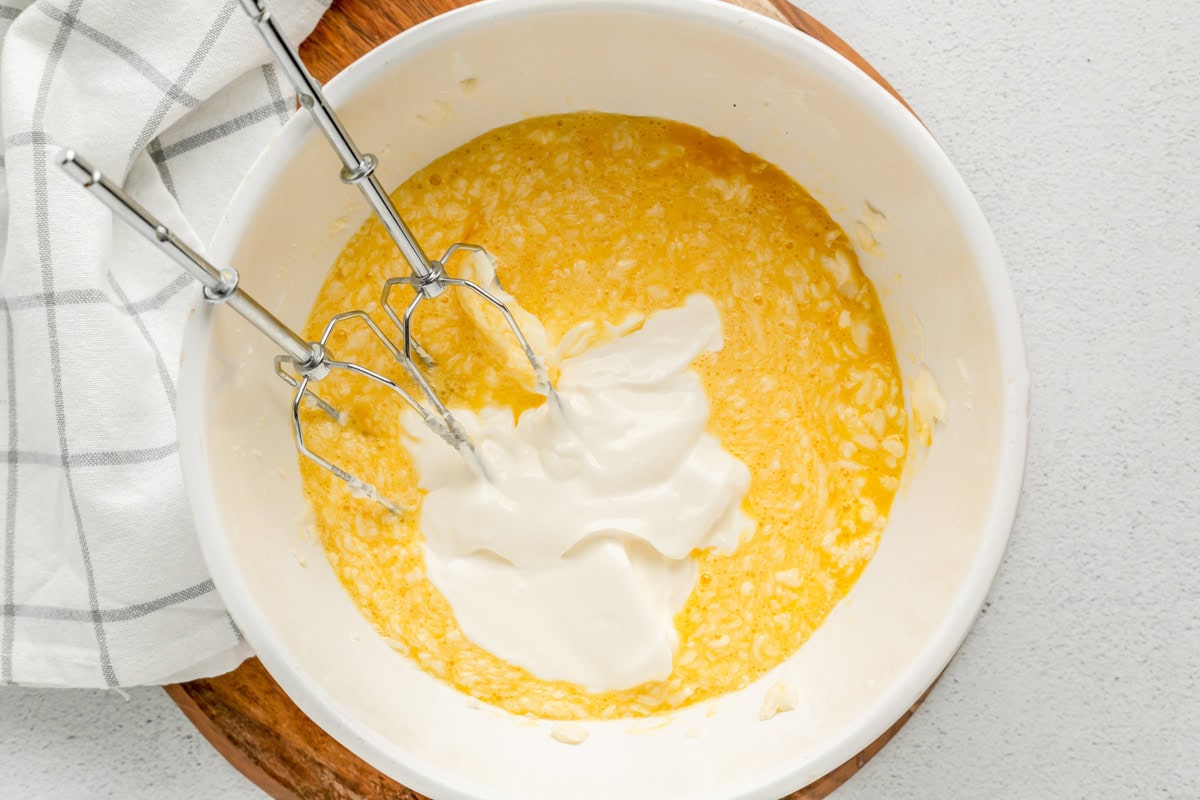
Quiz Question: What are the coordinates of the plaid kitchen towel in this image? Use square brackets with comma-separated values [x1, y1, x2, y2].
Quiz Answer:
[0, 0, 328, 687]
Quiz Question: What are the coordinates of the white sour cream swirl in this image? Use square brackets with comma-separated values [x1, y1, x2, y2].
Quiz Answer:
[401, 294, 752, 691]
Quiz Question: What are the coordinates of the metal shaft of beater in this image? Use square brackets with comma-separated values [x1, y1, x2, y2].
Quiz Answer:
[57, 149, 415, 514]
[56, 150, 328, 378]
[239, 0, 445, 298]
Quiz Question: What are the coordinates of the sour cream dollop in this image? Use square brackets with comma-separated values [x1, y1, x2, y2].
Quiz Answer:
[401, 294, 752, 691]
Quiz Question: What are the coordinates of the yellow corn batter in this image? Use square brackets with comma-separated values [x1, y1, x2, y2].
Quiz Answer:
[299, 112, 906, 720]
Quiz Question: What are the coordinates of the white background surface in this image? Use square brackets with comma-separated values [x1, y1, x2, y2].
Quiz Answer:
[3, 0, 1198, 797]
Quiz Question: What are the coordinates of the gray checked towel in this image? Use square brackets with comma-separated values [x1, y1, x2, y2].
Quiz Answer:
[0, 0, 328, 687]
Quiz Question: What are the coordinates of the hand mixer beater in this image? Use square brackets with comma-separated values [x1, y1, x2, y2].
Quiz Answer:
[57, 0, 553, 514]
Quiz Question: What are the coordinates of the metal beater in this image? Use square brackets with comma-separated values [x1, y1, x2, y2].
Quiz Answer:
[57, 0, 554, 514]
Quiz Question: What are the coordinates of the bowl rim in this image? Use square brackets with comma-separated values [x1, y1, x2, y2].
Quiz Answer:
[180, 1, 1031, 797]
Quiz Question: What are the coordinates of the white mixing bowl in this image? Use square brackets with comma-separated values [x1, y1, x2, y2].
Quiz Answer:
[177, 1, 1030, 797]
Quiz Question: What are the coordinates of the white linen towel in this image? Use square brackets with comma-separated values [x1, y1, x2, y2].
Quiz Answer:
[0, 0, 328, 687]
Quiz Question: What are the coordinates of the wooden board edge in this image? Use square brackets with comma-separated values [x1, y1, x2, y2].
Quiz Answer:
[164, 682, 304, 800]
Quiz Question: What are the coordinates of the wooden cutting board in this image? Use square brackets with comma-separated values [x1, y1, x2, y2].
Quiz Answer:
[166, 2, 927, 798]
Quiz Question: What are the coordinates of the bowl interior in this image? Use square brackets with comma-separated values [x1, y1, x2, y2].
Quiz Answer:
[179, 2, 1028, 799]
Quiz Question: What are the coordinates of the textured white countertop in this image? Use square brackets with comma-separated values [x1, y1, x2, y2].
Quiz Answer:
[3, 0, 1198, 797]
